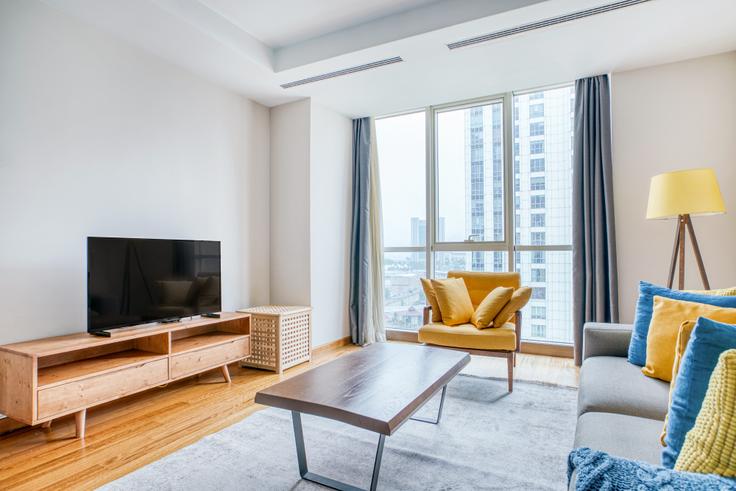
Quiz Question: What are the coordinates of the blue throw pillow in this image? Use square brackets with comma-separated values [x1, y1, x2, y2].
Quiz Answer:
[662, 317, 736, 468]
[568, 448, 736, 490]
[628, 281, 736, 366]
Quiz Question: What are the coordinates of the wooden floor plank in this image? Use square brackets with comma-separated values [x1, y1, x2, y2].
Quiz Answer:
[0, 342, 577, 490]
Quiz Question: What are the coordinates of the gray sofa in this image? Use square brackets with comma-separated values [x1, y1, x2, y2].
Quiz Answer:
[570, 322, 670, 488]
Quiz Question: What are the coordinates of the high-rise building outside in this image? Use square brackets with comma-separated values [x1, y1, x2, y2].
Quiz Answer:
[511, 88, 574, 343]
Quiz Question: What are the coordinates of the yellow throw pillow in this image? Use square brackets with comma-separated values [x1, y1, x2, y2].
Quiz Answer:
[493, 286, 532, 327]
[686, 287, 736, 296]
[642, 297, 736, 382]
[661, 320, 698, 446]
[471, 287, 514, 329]
[420, 278, 442, 323]
[675, 349, 736, 476]
[431, 278, 474, 326]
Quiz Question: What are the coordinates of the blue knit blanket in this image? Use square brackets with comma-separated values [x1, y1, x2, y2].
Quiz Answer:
[568, 448, 736, 490]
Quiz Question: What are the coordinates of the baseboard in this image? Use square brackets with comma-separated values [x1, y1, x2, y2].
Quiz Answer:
[312, 336, 352, 355]
[520, 341, 573, 358]
[386, 329, 418, 343]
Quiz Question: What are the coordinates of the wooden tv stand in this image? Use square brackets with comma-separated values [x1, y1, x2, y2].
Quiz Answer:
[0, 312, 250, 438]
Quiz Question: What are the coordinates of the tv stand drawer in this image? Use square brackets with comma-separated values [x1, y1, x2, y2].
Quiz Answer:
[37, 358, 168, 420]
[170, 337, 249, 379]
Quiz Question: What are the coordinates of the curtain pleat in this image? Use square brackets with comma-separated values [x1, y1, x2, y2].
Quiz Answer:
[573, 75, 619, 365]
[349, 117, 385, 345]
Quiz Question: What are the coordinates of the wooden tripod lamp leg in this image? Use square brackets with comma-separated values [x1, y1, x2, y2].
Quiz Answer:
[684, 214, 711, 290]
[677, 215, 686, 290]
[667, 218, 681, 289]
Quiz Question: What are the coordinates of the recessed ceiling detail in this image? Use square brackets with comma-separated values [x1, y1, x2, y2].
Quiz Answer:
[280, 56, 404, 89]
[447, 0, 652, 50]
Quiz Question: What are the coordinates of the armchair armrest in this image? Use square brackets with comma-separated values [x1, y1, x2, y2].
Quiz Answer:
[423, 306, 432, 325]
[514, 310, 522, 352]
[582, 322, 633, 361]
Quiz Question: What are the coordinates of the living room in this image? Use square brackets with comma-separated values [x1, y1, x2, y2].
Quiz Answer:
[1, 0, 735, 489]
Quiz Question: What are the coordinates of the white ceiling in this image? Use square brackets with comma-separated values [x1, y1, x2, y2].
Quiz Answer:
[44, 0, 736, 118]
[198, 0, 438, 48]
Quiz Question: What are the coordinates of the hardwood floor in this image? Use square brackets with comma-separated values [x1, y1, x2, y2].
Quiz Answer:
[0, 342, 577, 490]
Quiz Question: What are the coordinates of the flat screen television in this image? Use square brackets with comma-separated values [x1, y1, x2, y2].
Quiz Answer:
[87, 237, 221, 333]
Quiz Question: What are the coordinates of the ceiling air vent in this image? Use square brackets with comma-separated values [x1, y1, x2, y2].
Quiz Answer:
[280, 56, 403, 89]
[447, 0, 651, 50]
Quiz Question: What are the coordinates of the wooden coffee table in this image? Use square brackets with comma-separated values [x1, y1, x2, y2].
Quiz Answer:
[255, 343, 470, 491]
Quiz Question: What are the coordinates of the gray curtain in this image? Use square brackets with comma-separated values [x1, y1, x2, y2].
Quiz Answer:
[573, 74, 619, 365]
[349, 117, 371, 345]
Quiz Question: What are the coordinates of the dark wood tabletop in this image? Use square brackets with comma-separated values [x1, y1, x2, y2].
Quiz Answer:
[255, 343, 470, 435]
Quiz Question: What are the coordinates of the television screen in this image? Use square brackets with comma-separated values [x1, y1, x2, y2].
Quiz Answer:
[87, 237, 221, 332]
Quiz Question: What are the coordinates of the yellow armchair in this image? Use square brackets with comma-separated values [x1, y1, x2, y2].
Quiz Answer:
[418, 271, 524, 392]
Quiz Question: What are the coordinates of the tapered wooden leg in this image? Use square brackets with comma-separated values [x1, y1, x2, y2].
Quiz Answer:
[685, 215, 711, 289]
[75, 409, 86, 439]
[513, 352, 517, 367]
[41, 420, 52, 430]
[678, 216, 686, 290]
[220, 364, 231, 383]
[667, 219, 681, 289]
[507, 354, 514, 393]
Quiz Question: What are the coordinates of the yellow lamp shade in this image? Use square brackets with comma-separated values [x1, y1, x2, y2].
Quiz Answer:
[646, 168, 726, 219]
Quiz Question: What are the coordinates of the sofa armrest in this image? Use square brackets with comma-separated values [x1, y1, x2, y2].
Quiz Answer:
[582, 322, 633, 361]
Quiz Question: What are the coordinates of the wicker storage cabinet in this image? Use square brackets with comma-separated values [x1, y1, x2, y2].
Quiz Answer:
[237, 306, 311, 373]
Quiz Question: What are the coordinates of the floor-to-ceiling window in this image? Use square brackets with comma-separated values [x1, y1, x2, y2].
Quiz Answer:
[512, 86, 574, 344]
[376, 112, 427, 331]
[376, 84, 574, 345]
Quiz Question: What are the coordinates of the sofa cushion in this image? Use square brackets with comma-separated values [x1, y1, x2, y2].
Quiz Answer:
[663, 317, 736, 468]
[578, 356, 669, 420]
[470, 286, 513, 329]
[628, 281, 736, 367]
[418, 322, 516, 351]
[420, 278, 443, 323]
[574, 412, 664, 465]
[493, 286, 532, 327]
[675, 349, 736, 476]
[642, 296, 736, 382]
[431, 278, 474, 325]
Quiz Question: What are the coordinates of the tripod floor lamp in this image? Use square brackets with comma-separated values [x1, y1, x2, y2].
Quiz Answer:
[646, 168, 726, 290]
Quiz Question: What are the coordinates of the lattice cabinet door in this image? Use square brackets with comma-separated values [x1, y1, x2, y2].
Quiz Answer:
[237, 306, 311, 373]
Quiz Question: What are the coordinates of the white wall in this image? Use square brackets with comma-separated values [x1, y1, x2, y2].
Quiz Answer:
[612, 51, 736, 322]
[309, 103, 353, 346]
[268, 100, 311, 306]
[268, 99, 353, 346]
[0, 0, 270, 344]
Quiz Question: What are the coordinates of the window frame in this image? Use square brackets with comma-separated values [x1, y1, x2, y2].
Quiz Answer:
[379, 83, 574, 346]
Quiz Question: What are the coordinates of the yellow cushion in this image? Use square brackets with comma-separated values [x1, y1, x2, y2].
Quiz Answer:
[431, 278, 474, 326]
[420, 278, 442, 323]
[448, 271, 520, 308]
[418, 322, 517, 351]
[493, 286, 532, 327]
[686, 287, 736, 296]
[675, 349, 736, 476]
[661, 320, 698, 446]
[642, 297, 736, 382]
[471, 287, 514, 329]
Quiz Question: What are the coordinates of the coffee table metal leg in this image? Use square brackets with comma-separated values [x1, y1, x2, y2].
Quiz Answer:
[291, 411, 386, 491]
[409, 385, 447, 425]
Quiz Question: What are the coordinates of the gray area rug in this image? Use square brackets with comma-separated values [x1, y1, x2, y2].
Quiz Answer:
[101, 375, 577, 490]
